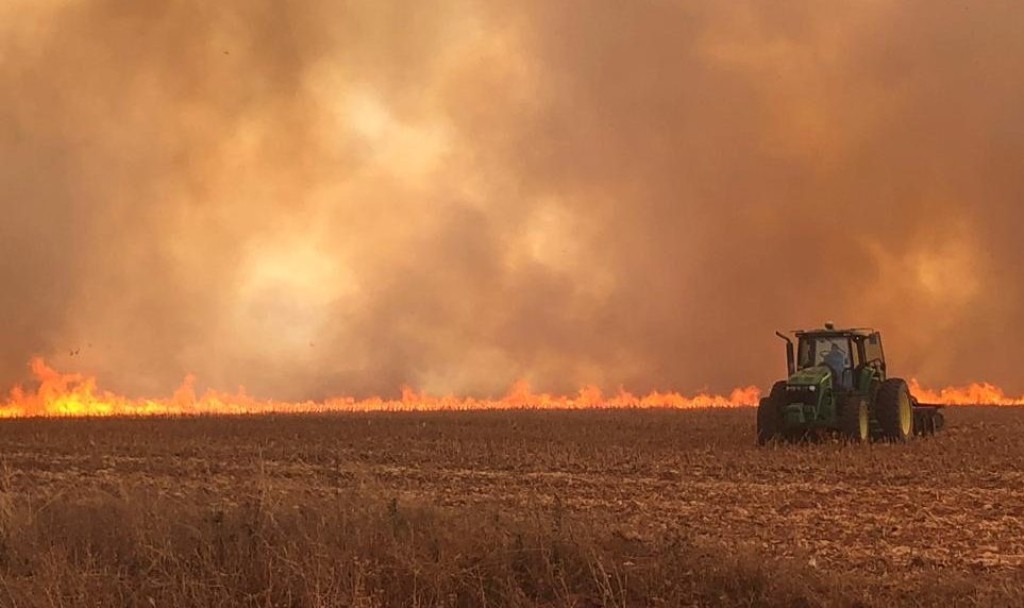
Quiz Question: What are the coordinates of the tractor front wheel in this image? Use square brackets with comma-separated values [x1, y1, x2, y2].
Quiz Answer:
[757, 381, 787, 445]
[840, 396, 870, 443]
[875, 378, 914, 442]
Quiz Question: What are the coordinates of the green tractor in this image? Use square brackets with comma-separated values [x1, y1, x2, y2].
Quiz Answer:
[757, 323, 945, 444]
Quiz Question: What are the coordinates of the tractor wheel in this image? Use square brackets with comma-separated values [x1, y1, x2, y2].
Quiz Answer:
[915, 408, 946, 436]
[757, 381, 787, 445]
[875, 378, 914, 442]
[839, 396, 870, 443]
[914, 409, 932, 436]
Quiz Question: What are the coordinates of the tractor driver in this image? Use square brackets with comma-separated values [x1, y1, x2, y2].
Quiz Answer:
[823, 343, 850, 388]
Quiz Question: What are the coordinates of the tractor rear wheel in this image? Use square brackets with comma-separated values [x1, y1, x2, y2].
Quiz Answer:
[839, 396, 870, 443]
[757, 381, 787, 445]
[875, 378, 914, 442]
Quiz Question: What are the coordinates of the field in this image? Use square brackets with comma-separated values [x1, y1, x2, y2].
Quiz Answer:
[0, 407, 1021, 607]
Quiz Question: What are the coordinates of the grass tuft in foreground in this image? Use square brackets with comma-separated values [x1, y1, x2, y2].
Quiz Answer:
[0, 487, 1012, 608]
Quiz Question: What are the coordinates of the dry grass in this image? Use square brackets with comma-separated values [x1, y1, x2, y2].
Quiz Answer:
[0, 407, 1020, 607]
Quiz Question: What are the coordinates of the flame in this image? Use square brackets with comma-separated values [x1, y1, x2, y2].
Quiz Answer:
[908, 378, 1024, 406]
[3, 359, 1021, 418]
[0, 358, 762, 418]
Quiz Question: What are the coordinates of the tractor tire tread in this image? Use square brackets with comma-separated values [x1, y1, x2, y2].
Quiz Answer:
[757, 381, 788, 445]
[876, 378, 913, 442]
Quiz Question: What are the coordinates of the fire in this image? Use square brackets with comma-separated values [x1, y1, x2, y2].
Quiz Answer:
[0, 358, 761, 418]
[3, 359, 1021, 418]
[908, 379, 1024, 406]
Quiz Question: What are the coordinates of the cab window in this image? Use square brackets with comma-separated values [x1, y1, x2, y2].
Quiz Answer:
[864, 333, 883, 364]
[797, 336, 853, 371]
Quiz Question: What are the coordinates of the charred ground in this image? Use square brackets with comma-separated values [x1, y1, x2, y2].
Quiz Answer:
[0, 407, 1020, 607]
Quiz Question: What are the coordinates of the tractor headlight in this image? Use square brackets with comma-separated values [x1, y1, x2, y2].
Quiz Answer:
[808, 385, 816, 392]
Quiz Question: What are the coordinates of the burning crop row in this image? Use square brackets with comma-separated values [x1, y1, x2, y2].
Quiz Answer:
[0, 358, 1021, 418]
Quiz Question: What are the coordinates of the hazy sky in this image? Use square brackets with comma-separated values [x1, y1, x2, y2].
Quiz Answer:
[3, 1, 1023, 399]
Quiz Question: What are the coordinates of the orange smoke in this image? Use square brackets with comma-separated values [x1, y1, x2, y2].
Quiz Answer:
[3, 359, 1022, 418]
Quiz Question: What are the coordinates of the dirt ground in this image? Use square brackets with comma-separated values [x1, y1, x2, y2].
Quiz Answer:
[0, 407, 1021, 606]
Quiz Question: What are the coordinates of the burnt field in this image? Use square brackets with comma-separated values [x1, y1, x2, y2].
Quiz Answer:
[0, 407, 1021, 607]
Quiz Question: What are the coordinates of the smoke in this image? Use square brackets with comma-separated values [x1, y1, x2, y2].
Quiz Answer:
[2, 0, 1023, 399]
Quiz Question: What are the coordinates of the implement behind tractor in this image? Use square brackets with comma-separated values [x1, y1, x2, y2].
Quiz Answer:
[758, 324, 944, 444]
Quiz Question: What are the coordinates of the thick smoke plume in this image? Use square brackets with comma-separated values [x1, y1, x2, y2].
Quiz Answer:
[2, 0, 1023, 399]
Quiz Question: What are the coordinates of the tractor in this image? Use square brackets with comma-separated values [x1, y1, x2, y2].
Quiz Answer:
[757, 323, 945, 444]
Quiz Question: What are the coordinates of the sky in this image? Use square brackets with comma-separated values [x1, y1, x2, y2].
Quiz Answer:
[2, 0, 1023, 399]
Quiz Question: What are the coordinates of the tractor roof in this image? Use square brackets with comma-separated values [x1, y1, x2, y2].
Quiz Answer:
[793, 326, 877, 339]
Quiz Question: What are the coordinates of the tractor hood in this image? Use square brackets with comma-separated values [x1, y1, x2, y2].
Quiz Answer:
[788, 365, 832, 388]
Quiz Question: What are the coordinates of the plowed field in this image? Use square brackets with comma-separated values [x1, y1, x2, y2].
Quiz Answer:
[0, 407, 1021, 606]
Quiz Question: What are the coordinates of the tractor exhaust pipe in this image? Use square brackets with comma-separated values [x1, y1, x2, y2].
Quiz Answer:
[775, 331, 795, 377]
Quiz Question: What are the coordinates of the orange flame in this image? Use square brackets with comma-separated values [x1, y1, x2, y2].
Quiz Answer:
[908, 378, 1024, 406]
[3, 359, 1021, 418]
[0, 358, 761, 418]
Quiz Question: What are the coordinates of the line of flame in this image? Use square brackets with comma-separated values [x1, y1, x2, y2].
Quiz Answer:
[907, 378, 1024, 406]
[1, 358, 1021, 418]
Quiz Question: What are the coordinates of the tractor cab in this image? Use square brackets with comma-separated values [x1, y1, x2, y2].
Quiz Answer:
[776, 323, 886, 394]
[798, 335, 855, 388]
